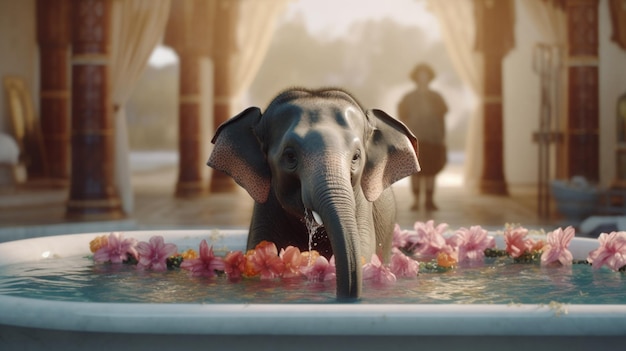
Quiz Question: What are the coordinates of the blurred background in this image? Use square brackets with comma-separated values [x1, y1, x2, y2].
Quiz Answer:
[1, 0, 625, 239]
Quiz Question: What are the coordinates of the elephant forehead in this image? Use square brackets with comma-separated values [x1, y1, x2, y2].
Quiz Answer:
[294, 105, 365, 134]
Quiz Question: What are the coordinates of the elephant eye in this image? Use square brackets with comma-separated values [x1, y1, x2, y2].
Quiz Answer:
[351, 150, 361, 167]
[282, 148, 298, 170]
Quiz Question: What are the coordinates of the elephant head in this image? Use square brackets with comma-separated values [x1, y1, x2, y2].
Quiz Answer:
[208, 88, 419, 300]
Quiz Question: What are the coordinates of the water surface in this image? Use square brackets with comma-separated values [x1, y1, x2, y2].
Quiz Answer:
[1, 256, 624, 304]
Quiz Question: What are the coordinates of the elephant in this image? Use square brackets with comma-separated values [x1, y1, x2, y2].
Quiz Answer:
[208, 88, 420, 300]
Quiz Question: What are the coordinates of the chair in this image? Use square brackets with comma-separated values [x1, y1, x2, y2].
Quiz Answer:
[2, 76, 48, 182]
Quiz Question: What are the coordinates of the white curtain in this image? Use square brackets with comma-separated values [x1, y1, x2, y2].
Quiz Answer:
[426, 0, 484, 190]
[217, 0, 288, 110]
[521, 0, 567, 45]
[110, 0, 171, 214]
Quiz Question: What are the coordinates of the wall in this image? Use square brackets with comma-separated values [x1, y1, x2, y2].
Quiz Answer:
[504, 0, 625, 188]
[0, 0, 37, 134]
[503, 0, 544, 187]
[599, 0, 626, 188]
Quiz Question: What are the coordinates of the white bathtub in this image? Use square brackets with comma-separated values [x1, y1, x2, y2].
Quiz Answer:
[0, 230, 624, 351]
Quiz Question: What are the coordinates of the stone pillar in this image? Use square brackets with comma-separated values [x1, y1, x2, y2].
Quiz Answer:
[66, 0, 124, 219]
[564, 0, 599, 182]
[36, 0, 71, 184]
[165, 0, 215, 197]
[474, 0, 515, 195]
[175, 51, 205, 197]
[481, 52, 508, 195]
[209, 0, 239, 193]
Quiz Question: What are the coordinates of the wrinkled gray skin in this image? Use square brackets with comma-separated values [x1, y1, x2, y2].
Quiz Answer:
[208, 88, 419, 300]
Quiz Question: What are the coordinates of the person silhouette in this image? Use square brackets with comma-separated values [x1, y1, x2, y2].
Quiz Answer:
[398, 63, 448, 211]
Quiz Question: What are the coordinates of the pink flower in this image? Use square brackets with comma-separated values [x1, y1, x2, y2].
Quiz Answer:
[223, 250, 247, 280]
[362, 254, 396, 284]
[541, 226, 575, 266]
[408, 220, 450, 259]
[392, 224, 409, 249]
[136, 235, 178, 271]
[247, 241, 285, 279]
[279, 246, 307, 278]
[504, 225, 530, 258]
[180, 240, 225, 277]
[390, 248, 419, 278]
[300, 255, 336, 282]
[587, 231, 626, 271]
[93, 232, 138, 264]
[451, 226, 495, 264]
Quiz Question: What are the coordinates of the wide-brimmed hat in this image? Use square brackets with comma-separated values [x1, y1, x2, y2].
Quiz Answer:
[410, 63, 435, 83]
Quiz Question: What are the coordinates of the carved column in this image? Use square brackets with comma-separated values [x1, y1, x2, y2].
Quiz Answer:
[209, 0, 239, 193]
[36, 0, 70, 184]
[67, 0, 124, 219]
[564, 0, 599, 182]
[474, 0, 514, 195]
[165, 0, 214, 197]
[175, 51, 205, 197]
[481, 52, 508, 195]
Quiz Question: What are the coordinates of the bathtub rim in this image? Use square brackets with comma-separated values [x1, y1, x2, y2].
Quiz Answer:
[1, 229, 625, 337]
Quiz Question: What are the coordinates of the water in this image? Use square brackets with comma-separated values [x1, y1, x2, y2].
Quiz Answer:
[0, 255, 624, 304]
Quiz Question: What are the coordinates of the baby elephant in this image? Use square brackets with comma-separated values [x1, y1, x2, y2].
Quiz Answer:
[208, 88, 419, 300]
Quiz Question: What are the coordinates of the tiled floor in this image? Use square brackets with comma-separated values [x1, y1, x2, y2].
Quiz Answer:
[0, 159, 561, 243]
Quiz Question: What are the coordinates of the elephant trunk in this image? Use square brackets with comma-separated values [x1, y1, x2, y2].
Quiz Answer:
[303, 167, 362, 301]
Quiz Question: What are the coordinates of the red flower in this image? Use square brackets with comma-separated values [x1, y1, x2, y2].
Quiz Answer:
[247, 241, 285, 279]
[279, 246, 307, 278]
[180, 239, 225, 277]
[223, 250, 247, 280]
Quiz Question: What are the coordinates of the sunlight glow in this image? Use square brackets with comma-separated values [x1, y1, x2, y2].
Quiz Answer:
[148, 45, 178, 68]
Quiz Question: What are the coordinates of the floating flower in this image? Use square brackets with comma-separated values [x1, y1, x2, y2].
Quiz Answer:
[407, 220, 450, 259]
[392, 224, 409, 250]
[437, 251, 457, 268]
[180, 240, 225, 277]
[136, 235, 178, 271]
[93, 232, 138, 264]
[362, 254, 396, 284]
[390, 248, 419, 278]
[504, 225, 530, 258]
[541, 226, 575, 266]
[300, 255, 336, 282]
[451, 226, 495, 264]
[243, 249, 260, 277]
[246, 241, 285, 279]
[279, 246, 308, 278]
[89, 235, 108, 253]
[587, 231, 626, 271]
[181, 249, 198, 260]
[300, 250, 321, 267]
[223, 250, 247, 280]
[526, 238, 546, 253]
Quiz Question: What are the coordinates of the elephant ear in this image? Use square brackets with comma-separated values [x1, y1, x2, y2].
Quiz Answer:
[362, 109, 420, 202]
[208, 107, 271, 203]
